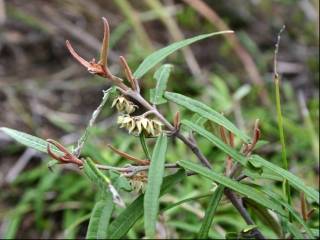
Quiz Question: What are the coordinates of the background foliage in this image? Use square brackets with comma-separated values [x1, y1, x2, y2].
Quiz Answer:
[0, 0, 318, 239]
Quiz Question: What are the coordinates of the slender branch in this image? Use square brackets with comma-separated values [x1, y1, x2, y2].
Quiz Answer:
[119, 88, 212, 168]
[107, 144, 150, 165]
[118, 87, 265, 238]
[94, 163, 178, 173]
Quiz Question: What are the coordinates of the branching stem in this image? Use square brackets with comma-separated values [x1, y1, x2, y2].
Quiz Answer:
[117, 87, 264, 238]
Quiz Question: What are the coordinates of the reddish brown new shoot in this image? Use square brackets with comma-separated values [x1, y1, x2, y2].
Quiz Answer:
[47, 139, 83, 166]
[107, 144, 150, 165]
[66, 18, 129, 90]
[119, 56, 139, 91]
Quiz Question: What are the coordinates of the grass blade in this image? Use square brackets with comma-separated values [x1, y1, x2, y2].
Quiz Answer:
[144, 134, 168, 238]
[178, 160, 285, 215]
[166, 92, 250, 142]
[108, 170, 185, 239]
[197, 185, 224, 239]
[86, 195, 114, 239]
[150, 64, 172, 105]
[0, 127, 63, 155]
[133, 31, 233, 79]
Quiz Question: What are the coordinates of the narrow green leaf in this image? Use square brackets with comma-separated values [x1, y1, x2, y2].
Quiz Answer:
[183, 118, 318, 204]
[108, 170, 185, 239]
[310, 229, 320, 238]
[3, 215, 22, 239]
[250, 155, 319, 204]
[133, 31, 233, 79]
[108, 194, 143, 239]
[64, 213, 91, 238]
[0, 127, 63, 155]
[182, 120, 247, 165]
[86, 194, 114, 239]
[83, 158, 125, 208]
[144, 134, 168, 238]
[286, 222, 304, 239]
[83, 158, 111, 188]
[178, 160, 285, 215]
[197, 185, 224, 239]
[166, 92, 250, 143]
[150, 64, 172, 104]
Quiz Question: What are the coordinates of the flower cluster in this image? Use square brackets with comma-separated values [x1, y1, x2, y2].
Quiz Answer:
[112, 96, 137, 114]
[117, 115, 163, 137]
[112, 95, 163, 137]
[129, 172, 147, 193]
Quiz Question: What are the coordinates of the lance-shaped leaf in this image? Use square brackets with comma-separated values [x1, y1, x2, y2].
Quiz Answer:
[99, 17, 110, 67]
[178, 159, 285, 215]
[144, 134, 168, 238]
[150, 64, 173, 105]
[83, 158, 125, 208]
[249, 155, 319, 204]
[86, 194, 114, 239]
[182, 120, 318, 204]
[197, 185, 225, 239]
[66, 40, 91, 69]
[133, 31, 233, 79]
[166, 92, 250, 143]
[1, 127, 63, 155]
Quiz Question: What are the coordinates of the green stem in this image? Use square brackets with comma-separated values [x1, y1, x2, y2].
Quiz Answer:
[275, 76, 292, 218]
[139, 133, 151, 160]
[274, 25, 292, 222]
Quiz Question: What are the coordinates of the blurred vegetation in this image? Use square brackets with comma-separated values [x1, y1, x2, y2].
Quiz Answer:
[0, 0, 318, 239]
